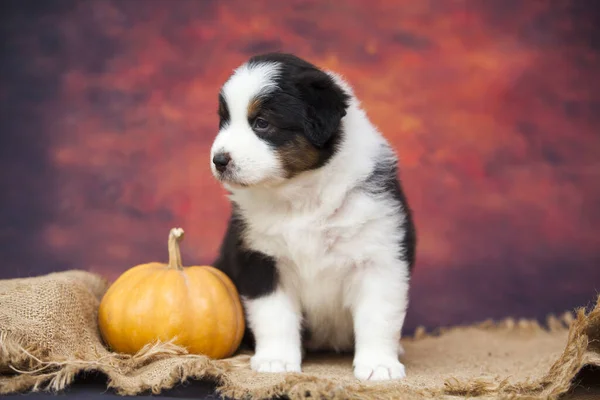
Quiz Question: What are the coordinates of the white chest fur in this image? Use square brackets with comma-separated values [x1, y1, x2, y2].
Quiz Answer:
[236, 184, 403, 351]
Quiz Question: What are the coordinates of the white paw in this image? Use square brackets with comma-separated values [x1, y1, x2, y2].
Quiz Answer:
[353, 354, 406, 381]
[251, 352, 301, 373]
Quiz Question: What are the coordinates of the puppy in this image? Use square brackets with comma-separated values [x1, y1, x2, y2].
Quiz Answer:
[210, 53, 416, 381]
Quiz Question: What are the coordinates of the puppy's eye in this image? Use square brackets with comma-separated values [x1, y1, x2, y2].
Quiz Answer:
[253, 118, 269, 131]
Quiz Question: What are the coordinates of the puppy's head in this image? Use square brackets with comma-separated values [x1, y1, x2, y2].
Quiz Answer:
[210, 53, 350, 188]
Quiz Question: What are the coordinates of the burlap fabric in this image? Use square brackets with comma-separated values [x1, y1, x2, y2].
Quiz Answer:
[1, 270, 599, 399]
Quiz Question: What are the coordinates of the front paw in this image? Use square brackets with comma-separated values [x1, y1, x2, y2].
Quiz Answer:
[353, 354, 406, 381]
[251, 348, 302, 373]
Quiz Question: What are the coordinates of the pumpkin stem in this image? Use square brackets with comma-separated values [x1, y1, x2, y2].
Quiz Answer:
[168, 227, 185, 270]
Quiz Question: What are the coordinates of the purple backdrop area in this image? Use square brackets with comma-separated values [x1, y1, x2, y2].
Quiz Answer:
[1, 0, 599, 332]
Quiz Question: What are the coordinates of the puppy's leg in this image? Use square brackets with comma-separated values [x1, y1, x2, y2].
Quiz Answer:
[351, 264, 409, 381]
[245, 288, 302, 373]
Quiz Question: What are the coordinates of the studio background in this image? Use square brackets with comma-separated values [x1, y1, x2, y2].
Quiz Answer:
[1, 0, 599, 333]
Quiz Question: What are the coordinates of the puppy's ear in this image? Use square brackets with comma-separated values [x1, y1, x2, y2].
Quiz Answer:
[296, 69, 349, 148]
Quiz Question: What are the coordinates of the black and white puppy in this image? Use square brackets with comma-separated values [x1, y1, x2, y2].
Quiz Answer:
[210, 53, 416, 381]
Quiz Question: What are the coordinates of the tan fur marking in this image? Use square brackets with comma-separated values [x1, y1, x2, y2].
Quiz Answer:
[247, 97, 262, 119]
[277, 136, 320, 177]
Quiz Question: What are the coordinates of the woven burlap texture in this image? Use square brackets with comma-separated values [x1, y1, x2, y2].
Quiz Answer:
[1, 270, 599, 399]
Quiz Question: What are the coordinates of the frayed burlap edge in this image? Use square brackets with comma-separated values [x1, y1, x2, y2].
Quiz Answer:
[1, 297, 599, 400]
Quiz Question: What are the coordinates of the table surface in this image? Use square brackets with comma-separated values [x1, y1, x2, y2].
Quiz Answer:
[1, 373, 227, 400]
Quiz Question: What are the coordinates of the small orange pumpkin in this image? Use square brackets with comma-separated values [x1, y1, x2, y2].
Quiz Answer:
[98, 228, 244, 359]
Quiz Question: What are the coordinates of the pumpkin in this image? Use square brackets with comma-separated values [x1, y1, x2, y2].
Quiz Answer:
[98, 228, 245, 359]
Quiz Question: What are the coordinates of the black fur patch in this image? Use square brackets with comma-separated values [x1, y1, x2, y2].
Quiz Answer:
[217, 92, 230, 130]
[244, 52, 350, 173]
[362, 153, 417, 271]
[213, 208, 278, 299]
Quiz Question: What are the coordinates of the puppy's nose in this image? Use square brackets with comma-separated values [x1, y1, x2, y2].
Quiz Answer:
[212, 152, 231, 172]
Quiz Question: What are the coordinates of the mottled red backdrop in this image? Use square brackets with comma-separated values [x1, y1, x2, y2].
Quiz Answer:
[1, 0, 599, 332]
